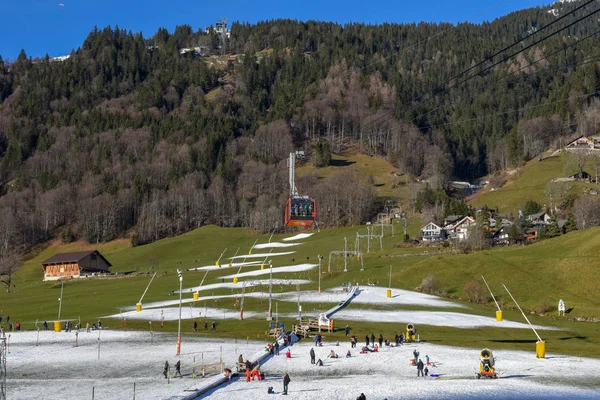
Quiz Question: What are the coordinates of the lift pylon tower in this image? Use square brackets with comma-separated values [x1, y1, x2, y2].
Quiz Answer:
[328, 237, 364, 273]
[355, 226, 383, 252]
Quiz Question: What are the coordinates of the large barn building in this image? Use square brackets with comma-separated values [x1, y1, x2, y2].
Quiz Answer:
[41, 250, 112, 281]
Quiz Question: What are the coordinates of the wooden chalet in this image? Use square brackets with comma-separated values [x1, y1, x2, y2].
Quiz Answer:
[565, 136, 595, 150]
[450, 216, 475, 240]
[41, 250, 111, 281]
[527, 212, 551, 225]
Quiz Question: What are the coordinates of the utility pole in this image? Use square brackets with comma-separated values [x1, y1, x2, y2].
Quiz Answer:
[58, 281, 64, 321]
[0, 333, 6, 400]
[297, 283, 302, 321]
[344, 237, 348, 272]
[267, 261, 273, 321]
[176, 269, 183, 355]
[317, 255, 323, 295]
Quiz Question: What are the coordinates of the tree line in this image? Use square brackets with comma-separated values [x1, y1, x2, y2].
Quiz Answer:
[1, 0, 600, 269]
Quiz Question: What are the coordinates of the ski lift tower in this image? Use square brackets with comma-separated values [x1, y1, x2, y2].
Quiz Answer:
[284, 152, 316, 227]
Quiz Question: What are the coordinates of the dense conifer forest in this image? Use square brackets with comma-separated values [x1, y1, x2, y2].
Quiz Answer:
[1, 0, 599, 257]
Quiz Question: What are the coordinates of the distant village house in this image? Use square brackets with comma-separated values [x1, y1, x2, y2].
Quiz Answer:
[41, 250, 111, 281]
[421, 222, 443, 242]
[564, 136, 597, 150]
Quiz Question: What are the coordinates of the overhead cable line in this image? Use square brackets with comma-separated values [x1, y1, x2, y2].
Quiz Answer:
[426, 89, 600, 130]
[338, 0, 516, 78]
[449, 0, 598, 83]
[359, 4, 600, 133]
[412, 27, 600, 125]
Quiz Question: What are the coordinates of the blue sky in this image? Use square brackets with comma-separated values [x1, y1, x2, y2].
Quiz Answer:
[2, 0, 554, 60]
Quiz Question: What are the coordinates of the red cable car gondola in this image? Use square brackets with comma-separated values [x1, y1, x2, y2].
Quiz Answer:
[284, 153, 316, 228]
[285, 197, 316, 227]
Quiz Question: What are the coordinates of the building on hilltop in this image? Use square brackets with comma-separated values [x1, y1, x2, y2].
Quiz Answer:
[41, 250, 111, 281]
[205, 21, 231, 38]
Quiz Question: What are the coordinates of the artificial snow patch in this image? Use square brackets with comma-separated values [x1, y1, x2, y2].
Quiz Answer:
[253, 242, 303, 249]
[188, 261, 262, 271]
[328, 308, 558, 330]
[282, 233, 314, 241]
[221, 263, 317, 279]
[229, 251, 295, 259]
[277, 286, 465, 309]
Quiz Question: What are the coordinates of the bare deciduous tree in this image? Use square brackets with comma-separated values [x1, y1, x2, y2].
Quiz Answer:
[545, 181, 573, 216]
[0, 251, 20, 293]
[572, 196, 600, 230]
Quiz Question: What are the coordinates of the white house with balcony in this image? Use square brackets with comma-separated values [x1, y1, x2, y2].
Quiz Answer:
[421, 222, 443, 242]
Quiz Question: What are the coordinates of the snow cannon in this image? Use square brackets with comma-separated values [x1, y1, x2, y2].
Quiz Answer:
[406, 323, 417, 341]
[477, 348, 497, 379]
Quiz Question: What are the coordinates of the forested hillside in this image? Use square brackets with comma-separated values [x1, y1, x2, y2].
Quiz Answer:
[1, 0, 600, 257]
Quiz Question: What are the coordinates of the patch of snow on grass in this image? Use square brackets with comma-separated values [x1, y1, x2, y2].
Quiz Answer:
[221, 264, 317, 279]
[282, 233, 314, 241]
[230, 251, 295, 259]
[254, 242, 302, 249]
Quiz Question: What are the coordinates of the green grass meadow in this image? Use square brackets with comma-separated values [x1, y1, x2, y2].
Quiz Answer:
[472, 153, 598, 213]
[2, 223, 600, 358]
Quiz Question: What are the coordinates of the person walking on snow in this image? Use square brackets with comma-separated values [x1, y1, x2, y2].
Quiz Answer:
[378, 334, 383, 348]
[163, 361, 169, 379]
[274, 340, 280, 356]
[283, 372, 291, 395]
[174, 360, 182, 378]
[426, 355, 430, 365]
[310, 348, 316, 364]
[417, 359, 425, 377]
[365, 335, 370, 347]
[370, 333, 375, 347]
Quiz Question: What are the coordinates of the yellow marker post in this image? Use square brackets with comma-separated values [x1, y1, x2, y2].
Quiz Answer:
[536, 341, 546, 358]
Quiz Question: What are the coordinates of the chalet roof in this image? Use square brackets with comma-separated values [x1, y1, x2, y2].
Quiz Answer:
[421, 222, 442, 230]
[41, 250, 112, 267]
[444, 215, 462, 223]
[492, 225, 510, 237]
[528, 212, 547, 220]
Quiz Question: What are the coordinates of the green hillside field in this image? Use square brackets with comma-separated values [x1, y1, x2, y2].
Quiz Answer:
[471, 152, 598, 213]
[2, 224, 600, 358]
